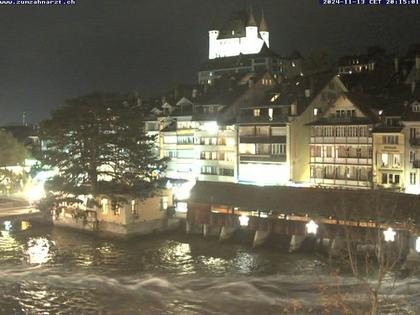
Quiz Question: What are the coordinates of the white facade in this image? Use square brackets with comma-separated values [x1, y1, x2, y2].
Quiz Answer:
[161, 118, 238, 184]
[209, 26, 269, 60]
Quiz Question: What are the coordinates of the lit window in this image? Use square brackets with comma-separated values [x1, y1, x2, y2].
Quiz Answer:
[131, 200, 138, 216]
[313, 108, 319, 116]
[161, 197, 168, 210]
[268, 108, 273, 120]
[253, 109, 261, 117]
[239, 143, 256, 155]
[101, 199, 109, 215]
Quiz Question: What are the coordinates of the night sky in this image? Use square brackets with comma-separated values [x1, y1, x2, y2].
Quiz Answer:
[1, 0, 420, 125]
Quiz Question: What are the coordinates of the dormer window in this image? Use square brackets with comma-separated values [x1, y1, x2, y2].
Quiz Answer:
[253, 109, 261, 117]
[413, 102, 420, 112]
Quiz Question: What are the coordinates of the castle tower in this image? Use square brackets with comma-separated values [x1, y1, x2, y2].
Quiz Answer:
[259, 10, 270, 47]
[208, 19, 220, 59]
[245, 7, 258, 39]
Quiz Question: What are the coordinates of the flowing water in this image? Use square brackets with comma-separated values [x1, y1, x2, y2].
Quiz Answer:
[0, 221, 419, 315]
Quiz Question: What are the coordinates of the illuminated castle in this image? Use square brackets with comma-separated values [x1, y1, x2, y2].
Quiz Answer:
[208, 10, 269, 60]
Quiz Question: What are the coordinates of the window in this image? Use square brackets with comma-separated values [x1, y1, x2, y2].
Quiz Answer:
[101, 199, 109, 215]
[382, 136, 399, 145]
[410, 128, 417, 139]
[410, 151, 416, 162]
[381, 153, 389, 167]
[256, 144, 270, 154]
[255, 126, 269, 136]
[239, 143, 256, 154]
[268, 108, 273, 121]
[382, 173, 388, 184]
[313, 108, 319, 116]
[131, 200, 138, 216]
[271, 143, 286, 155]
[201, 166, 218, 175]
[220, 168, 234, 177]
[393, 154, 401, 168]
[161, 197, 168, 211]
[410, 172, 417, 185]
[413, 103, 420, 112]
[253, 109, 261, 117]
[163, 136, 177, 144]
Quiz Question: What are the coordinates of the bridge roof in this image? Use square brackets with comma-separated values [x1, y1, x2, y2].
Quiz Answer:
[189, 181, 420, 224]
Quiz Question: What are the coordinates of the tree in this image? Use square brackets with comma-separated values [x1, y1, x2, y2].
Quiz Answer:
[326, 191, 412, 315]
[0, 130, 28, 194]
[38, 92, 166, 205]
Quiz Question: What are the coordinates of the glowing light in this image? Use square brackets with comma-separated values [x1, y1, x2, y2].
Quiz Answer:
[239, 215, 249, 227]
[416, 237, 420, 253]
[383, 227, 396, 242]
[176, 202, 188, 213]
[26, 238, 52, 264]
[200, 122, 219, 133]
[3, 221, 12, 231]
[306, 220, 319, 235]
[25, 182, 45, 203]
[21, 221, 31, 231]
[166, 181, 173, 189]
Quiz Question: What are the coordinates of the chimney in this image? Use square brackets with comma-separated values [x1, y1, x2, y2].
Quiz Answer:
[290, 103, 297, 116]
[394, 56, 399, 73]
[304, 89, 311, 98]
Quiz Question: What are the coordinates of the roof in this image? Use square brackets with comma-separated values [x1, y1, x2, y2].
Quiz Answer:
[217, 11, 249, 39]
[189, 181, 420, 223]
[259, 10, 268, 32]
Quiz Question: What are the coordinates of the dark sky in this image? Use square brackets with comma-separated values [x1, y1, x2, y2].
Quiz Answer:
[1, 0, 420, 125]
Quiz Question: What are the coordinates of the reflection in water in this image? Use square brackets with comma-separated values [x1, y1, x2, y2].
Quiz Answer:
[21, 221, 31, 231]
[0, 225, 418, 314]
[26, 237, 53, 264]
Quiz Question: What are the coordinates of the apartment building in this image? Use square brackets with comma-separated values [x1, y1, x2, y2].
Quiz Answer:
[309, 93, 380, 188]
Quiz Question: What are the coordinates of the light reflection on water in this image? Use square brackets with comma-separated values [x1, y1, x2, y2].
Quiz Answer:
[0, 224, 418, 314]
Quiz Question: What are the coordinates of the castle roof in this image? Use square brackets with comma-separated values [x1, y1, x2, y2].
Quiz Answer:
[259, 10, 268, 32]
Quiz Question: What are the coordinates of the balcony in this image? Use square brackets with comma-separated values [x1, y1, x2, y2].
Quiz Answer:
[240, 154, 286, 162]
[240, 135, 286, 144]
[410, 138, 420, 147]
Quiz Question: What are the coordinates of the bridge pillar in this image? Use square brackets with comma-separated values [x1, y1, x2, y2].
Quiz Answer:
[186, 221, 203, 235]
[186, 221, 191, 234]
[219, 226, 237, 241]
[253, 230, 270, 248]
[404, 233, 420, 265]
[203, 224, 209, 237]
[289, 235, 306, 252]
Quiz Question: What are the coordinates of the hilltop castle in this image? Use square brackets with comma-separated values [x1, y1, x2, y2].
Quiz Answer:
[208, 10, 269, 59]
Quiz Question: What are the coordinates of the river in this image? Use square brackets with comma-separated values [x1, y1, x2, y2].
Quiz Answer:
[0, 221, 419, 314]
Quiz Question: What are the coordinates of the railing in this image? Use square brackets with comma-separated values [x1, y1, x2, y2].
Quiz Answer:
[240, 155, 286, 162]
[410, 138, 420, 146]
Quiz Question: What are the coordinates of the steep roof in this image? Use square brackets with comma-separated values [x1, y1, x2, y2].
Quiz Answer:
[217, 11, 249, 39]
[189, 181, 420, 223]
[259, 10, 268, 32]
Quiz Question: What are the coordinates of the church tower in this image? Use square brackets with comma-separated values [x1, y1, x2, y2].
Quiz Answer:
[259, 10, 269, 47]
